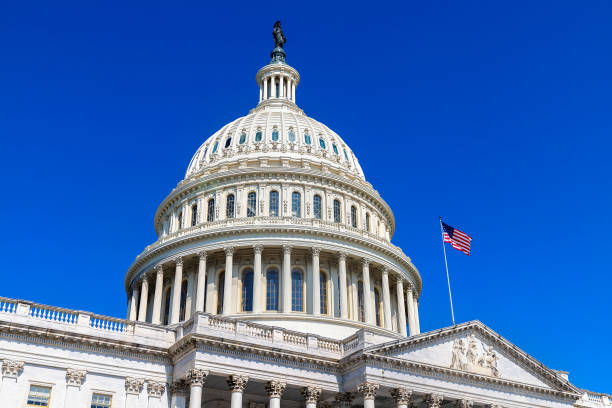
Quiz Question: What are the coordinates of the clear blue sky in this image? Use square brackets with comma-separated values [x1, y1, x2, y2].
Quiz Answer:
[1, 0, 610, 392]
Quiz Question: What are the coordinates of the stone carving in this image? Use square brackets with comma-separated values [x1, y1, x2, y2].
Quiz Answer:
[170, 380, 189, 396]
[227, 374, 248, 392]
[1, 359, 24, 378]
[253, 244, 264, 254]
[199, 251, 207, 261]
[264, 380, 286, 398]
[312, 247, 321, 256]
[66, 368, 87, 386]
[147, 380, 166, 397]
[334, 392, 353, 408]
[224, 247, 235, 257]
[390, 388, 412, 404]
[186, 368, 208, 386]
[125, 377, 145, 394]
[301, 386, 322, 403]
[450, 334, 500, 377]
[357, 382, 379, 400]
[425, 394, 443, 408]
[455, 400, 474, 408]
[174, 257, 183, 267]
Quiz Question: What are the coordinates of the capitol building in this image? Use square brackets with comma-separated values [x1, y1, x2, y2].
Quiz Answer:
[0, 23, 608, 408]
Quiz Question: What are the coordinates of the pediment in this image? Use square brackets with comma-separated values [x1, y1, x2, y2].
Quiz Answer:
[366, 321, 578, 395]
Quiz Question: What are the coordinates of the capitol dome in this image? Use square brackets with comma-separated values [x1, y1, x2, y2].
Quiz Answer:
[124, 26, 422, 340]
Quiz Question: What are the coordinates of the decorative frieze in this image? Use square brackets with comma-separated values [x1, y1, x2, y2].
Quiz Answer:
[451, 334, 500, 377]
[390, 388, 412, 405]
[66, 368, 86, 386]
[301, 386, 322, 403]
[357, 382, 379, 401]
[425, 394, 443, 408]
[147, 380, 166, 397]
[227, 374, 249, 392]
[186, 369, 208, 386]
[264, 380, 286, 398]
[1, 359, 24, 379]
[125, 377, 145, 394]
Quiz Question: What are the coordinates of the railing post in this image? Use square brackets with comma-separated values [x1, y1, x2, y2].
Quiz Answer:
[77, 313, 91, 327]
[16, 302, 31, 317]
[236, 321, 247, 335]
[307, 335, 318, 350]
[272, 329, 283, 343]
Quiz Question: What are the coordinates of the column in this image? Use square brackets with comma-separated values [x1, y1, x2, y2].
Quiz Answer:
[195, 252, 207, 313]
[187, 369, 208, 408]
[253, 245, 264, 313]
[129, 287, 139, 321]
[312, 247, 321, 315]
[138, 275, 149, 322]
[170, 257, 183, 324]
[338, 253, 348, 319]
[263, 78, 268, 100]
[406, 284, 416, 336]
[396, 278, 407, 336]
[147, 381, 166, 408]
[65, 369, 87, 408]
[125, 377, 145, 407]
[259, 82, 263, 102]
[357, 382, 379, 408]
[282, 245, 292, 313]
[381, 268, 392, 330]
[414, 297, 421, 333]
[227, 375, 249, 408]
[223, 247, 234, 315]
[279, 76, 284, 98]
[170, 380, 188, 408]
[301, 386, 321, 408]
[0, 360, 24, 407]
[390, 388, 411, 408]
[265, 380, 286, 408]
[271, 76, 276, 98]
[184, 271, 194, 320]
[425, 394, 443, 408]
[361, 259, 374, 324]
[152, 265, 164, 324]
[292, 81, 296, 103]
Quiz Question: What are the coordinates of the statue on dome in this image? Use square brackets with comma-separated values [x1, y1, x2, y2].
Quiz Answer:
[273, 21, 286, 49]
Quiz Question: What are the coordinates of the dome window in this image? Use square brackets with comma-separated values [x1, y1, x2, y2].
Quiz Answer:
[212, 142, 219, 154]
[272, 130, 279, 141]
[304, 133, 311, 145]
[313, 194, 322, 219]
[319, 137, 326, 150]
[332, 143, 339, 155]
[224, 137, 232, 148]
[343, 149, 349, 161]
[239, 133, 246, 144]
[288, 130, 296, 142]
[247, 192, 257, 217]
[255, 131, 262, 142]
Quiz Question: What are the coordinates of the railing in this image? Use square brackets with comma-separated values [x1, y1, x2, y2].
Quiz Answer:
[30, 304, 78, 324]
[283, 332, 307, 347]
[246, 324, 273, 340]
[343, 333, 360, 352]
[580, 391, 612, 407]
[0, 298, 17, 314]
[90, 315, 132, 334]
[209, 316, 236, 332]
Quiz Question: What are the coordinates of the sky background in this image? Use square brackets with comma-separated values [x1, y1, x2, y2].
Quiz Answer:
[1, 0, 611, 392]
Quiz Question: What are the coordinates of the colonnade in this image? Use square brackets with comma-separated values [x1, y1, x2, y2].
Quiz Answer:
[128, 245, 420, 336]
[259, 73, 296, 103]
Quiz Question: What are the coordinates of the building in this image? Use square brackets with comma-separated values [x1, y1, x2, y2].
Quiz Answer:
[0, 22, 608, 408]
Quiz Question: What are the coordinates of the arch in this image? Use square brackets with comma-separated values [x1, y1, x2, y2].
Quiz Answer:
[333, 199, 341, 223]
[269, 190, 279, 216]
[266, 269, 279, 311]
[191, 203, 198, 226]
[351, 205, 358, 228]
[291, 268, 304, 312]
[357, 280, 365, 322]
[163, 286, 171, 325]
[291, 191, 301, 218]
[313, 194, 322, 219]
[217, 271, 225, 314]
[247, 191, 257, 217]
[207, 198, 215, 222]
[320, 271, 328, 315]
[179, 280, 188, 321]
[226, 194, 235, 218]
[241, 268, 254, 312]
[374, 287, 382, 327]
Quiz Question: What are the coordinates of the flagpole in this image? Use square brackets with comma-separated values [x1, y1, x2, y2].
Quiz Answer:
[439, 216, 456, 326]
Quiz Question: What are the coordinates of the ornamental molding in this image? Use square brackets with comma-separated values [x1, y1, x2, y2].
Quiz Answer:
[227, 374, 249, 392]
[253, 244, 264, 254]
[334, 392, 354, 406]
[170, 379, 189, 396]
[451, 334, 499, 378]
[264, 380, 286, 398]
[357, 382, 379, 400]
[390, 388, 412, 404]
[147, 380, 166, 397]
[455, 399, 474, 408]
[66, 368, 87, 386]
[186, 368, 208, 386]
[199, 251, 207, 261]
[125, 377, 145, 394]
[425, 394, 443, 408]
[1, 359, 24, 378]
[301, 386, 321, 403]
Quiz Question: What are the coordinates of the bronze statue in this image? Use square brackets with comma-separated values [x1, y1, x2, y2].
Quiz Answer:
[273, 21, 286, 49]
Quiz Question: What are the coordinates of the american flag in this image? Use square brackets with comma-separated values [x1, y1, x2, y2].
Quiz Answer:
[442, 222, 472, 256]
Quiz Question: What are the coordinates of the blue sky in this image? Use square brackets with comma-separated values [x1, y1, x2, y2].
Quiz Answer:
[1, 0, 610, 392]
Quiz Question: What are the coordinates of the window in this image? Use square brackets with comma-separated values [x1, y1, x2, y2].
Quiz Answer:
[191, 204, 198, 226]
[365, 213, 371, 232]
[203, 146, 208, 157]
[269, 191, 279, 216]
[177, 212, 183, 229]
[242, 269, 254, 312]
[291, 192, 301, 218]
[272, 129, 279, 141]
[313, 195, 322, 219]
[320, 272, 328, 314]
[288, 130, 296, 142]
[226, 194, 235, 218]
[239, 132, 246, 144]
[179, 280, 188, 321]
[217, 271, 225, 314]
[27, 385, 51, 407]
[358, 281, 365, 322]
[291, 269, 304, 312]
[304, 133, 311, 144]
[333, 199, 341, 223]
[163, 287, 171, 325]
[351, 206, 357, 228]
[319, 137, 326, 149]
[247, 192, 256, 217]
[332, 143, 339, 154]
[225, 137, 232, 148]
[375, 288, 382, 327]
[255, 131, 262, 142]
[212, 141, 219, 153]
[91, 393, 112, 408]
[207, 198, 215, 222]
[266, 269, 279, 311]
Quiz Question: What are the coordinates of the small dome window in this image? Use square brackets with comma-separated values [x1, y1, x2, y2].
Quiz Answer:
[332, 143, 339, 155]
[239, 133, 246, 144]
[255, 131, 262, 142]
[343, 149, 349, 161]
[203, 146, 208, 157]
[212, 141, 219, 153]
[272, 129, 279, 141]
[288, 130, 296, 142]
[224, 137, 232, 148]
[304, 133, 312, 145]
[319, 137, 326, 150]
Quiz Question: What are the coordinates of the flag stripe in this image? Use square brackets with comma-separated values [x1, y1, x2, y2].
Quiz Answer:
[442, 222, 472, 256]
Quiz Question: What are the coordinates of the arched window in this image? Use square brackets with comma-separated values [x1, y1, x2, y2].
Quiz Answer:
[351, 206, 357, 228]
[333, 199, 341, 223]
[332, 143, 339, 154]
[291, 269, 304, 312]
[366, 213, 371, 232]
[224, 137, 232, 148]
[241, 269, 254, 312]
[239, 132, 246, 144]
[217, 271, 224, 314]
[320, 272, 328, 315]
[207, 198, 215, 222]
[247, 192, 257, 217]
[178, 212, 183, 229]
[343, 149, 349, 161]
[179, 280, 188, 321]
[163, 287, 171, 325]
[304, 133, 311, 144]
[374, 288, 382, 326]
[266, 269, 279, 311]
[255, 131, 262, 142]
[212, 141, 219, 153]
[272, 129, 279, 141]
[191, 204, 198, 226]
[288, 130, 296, 142]
[313, 195, 322, 219]
[269, 191, 279, 216]
[292, 192, 301, 218]
[358, 281, 365, 322]
[226, 194, 235, 218]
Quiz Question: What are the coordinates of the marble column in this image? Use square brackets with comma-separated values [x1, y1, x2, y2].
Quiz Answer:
[265, 380, 286, 408]
[0, 360, 24, 406]
[292, 81, 296, 103]
[425, 394, 443, 408]
[147, 381, 166, 408]
[282, 245, 292, 313]
[195, 252, 207, 313]
[357, 382, 379, 408]
[271, 76, 276, 98]
[184, 271, 194, 320]
[223, 247, 234, 315]
[361, 259, 374, 324]
[390, 388, 412, 408]
[338, 252, 348, 319]
[414, 297, 421, 333]
[312, 247, 321, 315]
[170, 257, 183, 324]
[406, 284, 416, 336]
[227, 375, 249, 408]
[253, 245, 264, 313]
[129, 288, 139, 321]
[396, 278, 407, 336]
[138, 275, 149, 322]
[151, 265, 164, 325]
[302, 386, 321, 408]
[187, 369, 208, 408]
[381, 268, 392, 330]
[170, 380, 188, 408]
[263, 78, 268, 100]
[125, 377, 145, 407]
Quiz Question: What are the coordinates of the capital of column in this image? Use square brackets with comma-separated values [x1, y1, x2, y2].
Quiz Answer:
[264, 380, 286, 398]
[361, 258, 370, 267]
[455, 400, 474, 408]
[381, 266, 389, 276]
[174, 256, 183, 266]
[169, 380, 189, 396]
[425, 394, 444, 408]
[227, 374, 249, 392]
[66, 368, 87, 386]
[390, 388, 412, 405]
[282, 245, 292, 255]
[1, 359, 24, 378]
[154, 264, 164, 276]
[338, 251, 347, 261]
[224, 246, 235, 256]
[198, 251, 207, 261]
[139, 272, 149, 283]
[406, 283, 415, 293]
[312, 247, 321, 256]
[395, 275, 405, 285]
[301, 386, 322, 403]
[253, 244, 264, 255]
[334, 392, 354, 406]
[186, 369, 208, 386]
[147, 380, 166, 397]
[357, 382, 379, 401]
[125, 377, 145, 394]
